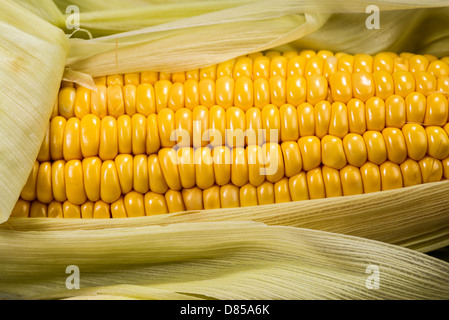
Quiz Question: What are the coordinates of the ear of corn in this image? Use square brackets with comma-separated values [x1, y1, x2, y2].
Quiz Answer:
[11, 50, 449, 219]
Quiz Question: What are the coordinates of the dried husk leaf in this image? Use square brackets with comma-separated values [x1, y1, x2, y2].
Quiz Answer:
[0, 0, 68, 224]
[0, 221, 448, 300]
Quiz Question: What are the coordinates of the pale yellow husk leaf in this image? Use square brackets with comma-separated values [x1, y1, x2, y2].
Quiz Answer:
[0, 221, 448, 300]
[0, 0, 68, 224]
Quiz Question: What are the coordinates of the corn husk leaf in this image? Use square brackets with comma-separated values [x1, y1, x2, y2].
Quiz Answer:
[1, 221, 448, 300]
[0, 0, 68, 224]
[5, 180, 449, 254]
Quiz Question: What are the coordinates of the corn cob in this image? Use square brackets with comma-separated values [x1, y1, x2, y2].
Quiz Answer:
[11, 50, 449, 218]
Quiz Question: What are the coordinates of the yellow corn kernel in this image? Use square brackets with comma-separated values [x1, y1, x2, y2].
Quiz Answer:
[133, 154, 150, 194]
[154, 80, 172, 112]
[380, 161, 403, 190]
[136, 83, 156, 116]
[269, 76, 286, 107]
[365, 97, 386, 132]
[58, 86, 76, 119]
[226, 106, 246, 147]
[212, 146, 231, 186]
[217, 59, 236, 78]
[51, 160, 67, 202]
[200, 64, 217, 81]
[124, 73, 140, 86]
[159, 148, 182, 190]
[359, 161, 381, 193]
[363, 131, 387, 165]
[280, 141, 302, 178]
[194, 147, 215, 189]
[62, 200, 81, 218]
[110, 196, 128, 218]
[185, 69, 199, 82]
[437, 77, 449, 97]
[168, 82, 185, 111]
[353, 54, 373, 73]
[99, 116, 118, 161]
[234, 76, 253, 111]
[329, 71, 353, 103]
[100, 160, 121, 204]
[419, 156, 443, 183]
[203, 185, 220, 210]
[352, 72, 374, 102]
[321, 135, 347, 170]
[176, 147, 196, 190]
[314, 101, 332, 139]
[230, 147, 248, 187]
[322, 166, 343, 198]
[382, 127, 407, 164]
[262, 142, 284, 183]
[91, 85, 108, 119]
[337, 54, 354, 73]
[424, 93, 448, 126]
[240, 183, 259, 207]
[50, 116, 66, 160]
[184, 79, 199, 110]
[165, 189, 185, 213]
[63, 117, 82, 161]
[82, 156, 101, 202]
[279, 104, 299, 142]
[400, 159, 423, 187]
[298, 136, 321, 171]
[157, 108, 176, 148]
[107, 74, 124, 87]
[11, 199, 31, 217]
[245, 107, 263, 146]
[146, 114, 160, 155]
[414, 71, 436, 96]
[347, 99, 366, 135]
[209, 105, 226, 147]
[393, 71, 415, 98]
[182, 187, 203, 211]
[199, 78, 215, 108]
[289, 172, 309, 201]
[145, 192, 169, 215]
[193, 105, 209, 148]
[220, 184, 240, 208]
[385, 95, 406, 128]
[81, 201, 94, 219]
[274, 177, 291, 203]
[215, 76, 234, 110]
[306, 74, 328, 105]
[286, 75, 307, 106]
[80, 114, 101, 157]
[246, 144, 265, 187]
[329, 102, 349, 139]
[253, 78, 271, 109]
[296, 102, 314, 137]
[428, 60, 449, 78]
[342, 133, 367, 167]
[141, 71, 158, 85]
[426, 126, 449, 160]
[305, 56, 324, 76]
[117, 114, 132, 154]
[233, 56, 252, 79]
[340, 165, 364, 196]
[257, 181, 275, 205]
[20, 160, 39, 201]
[65, 159, 87, 205]
[253, 56, 270, 79]
[148, 153, 170, 193]
[393, 57, 410, 72]
[107, 85, 125, 118]
[115, 154, 133, 194]
[29, 201, 47, 218]
[124, 191, 145, 217]
[409, 55, 429, 73]
[93, 200, 111, 219]
[372, 71, 394, 100]
[402, 123, 427, 161]
[373, 52, 394, 73]
[307, 167, 325, 199]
